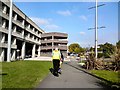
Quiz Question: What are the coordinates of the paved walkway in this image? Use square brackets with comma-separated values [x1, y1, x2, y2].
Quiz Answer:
[37, 60, 108, 88]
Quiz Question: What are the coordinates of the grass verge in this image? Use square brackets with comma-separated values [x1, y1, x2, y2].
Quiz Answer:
[90, 70, 120, 86]
[0, 63, 2, 90]
[2, 61, 52, 88]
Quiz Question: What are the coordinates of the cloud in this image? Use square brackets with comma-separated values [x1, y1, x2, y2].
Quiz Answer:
[57, 10, 72, 16]
[30, 17, 50, 25]
[30, 17, 61, 31]
[79, 15, 87, 21]
[45, 24, 60, 30]
[80, 32, 85, 35]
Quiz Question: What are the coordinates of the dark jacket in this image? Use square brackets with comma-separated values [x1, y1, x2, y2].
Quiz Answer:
[61, 52, 64, 62]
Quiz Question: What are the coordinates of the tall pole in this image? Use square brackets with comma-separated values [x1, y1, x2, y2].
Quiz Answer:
[88, 1, 105, 60]
[95, 0, 98, 60]
[7, 0, 13, 62]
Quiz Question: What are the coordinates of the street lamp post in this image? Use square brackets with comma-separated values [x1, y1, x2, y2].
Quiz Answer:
[88, 0, 98, 60]
[7, 0, 13, 62]
[88, 0, 105, 60]
[95, 0, 98, 59]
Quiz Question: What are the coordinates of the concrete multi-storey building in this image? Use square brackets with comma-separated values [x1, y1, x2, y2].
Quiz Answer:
[41, 32, 68, 57]
[0, 1, 44, 61]
[0, 1, 68, 62]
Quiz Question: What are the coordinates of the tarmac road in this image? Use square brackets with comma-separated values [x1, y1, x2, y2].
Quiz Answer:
[37, 59, 108, 89]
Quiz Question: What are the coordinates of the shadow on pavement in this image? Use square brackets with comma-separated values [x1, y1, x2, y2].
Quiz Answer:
[49, 68, 59, 77]
[49, 68, 54, 74]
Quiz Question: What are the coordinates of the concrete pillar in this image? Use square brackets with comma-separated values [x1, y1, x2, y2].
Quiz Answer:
[39, 33, 41, 38]
[7, 0, 13, 62]
[32, 44, 36, 58]
[28, 33, 30, 38]
[12, 38, 16, 45]
[0, 32, 2, 42]
[11, 39, 16, 62]
[37, 38, 38, 41]
[22, 30, 24, 37]
[21, 42, 26, 59]
[36, 31, 38, 34]
[36, 38, 38, 41]
[11, 50, 16, 61]
[1, 34, 5, 43]
[33, 28, 35, 32]
[0, 49, 4, 62]
[39, 39, 41, 44]
[32, 35, 34, 40]
[13, 26, 17, 32]
[14, 14, 17, 21]
[0, 32, 3, 62]
[52, 35, 54, 51]
[22, 20, 25, 26]
[28, 24, 30, 29]
[38, 46, 40, 57]
[2, 20, 6, 28]
[3, 6, 7, 14]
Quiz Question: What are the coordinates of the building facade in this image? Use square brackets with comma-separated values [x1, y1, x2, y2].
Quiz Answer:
[41, 32, 68, 57]
[0, 0, 68, 62]
[0, 1, 44, 61]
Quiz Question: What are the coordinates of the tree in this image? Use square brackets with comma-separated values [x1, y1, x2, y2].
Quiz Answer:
[68, 43, 85, 54]
[99, 42, 115, 58]
[88, 43, 115, 58]
[116, 40, 120, 49]
[74, 48, 81, 54]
